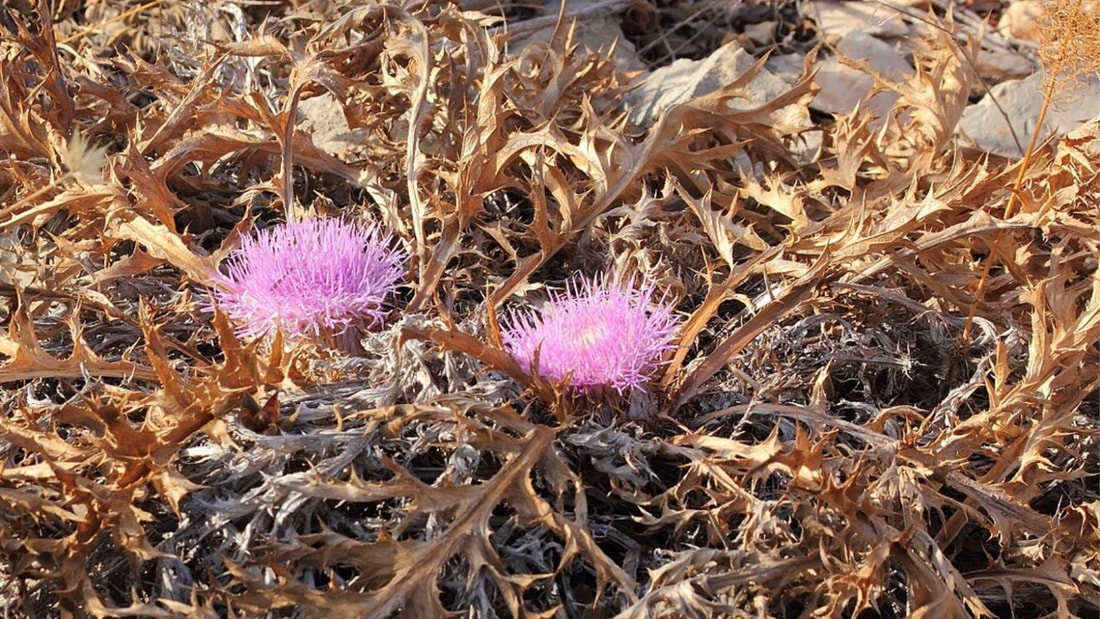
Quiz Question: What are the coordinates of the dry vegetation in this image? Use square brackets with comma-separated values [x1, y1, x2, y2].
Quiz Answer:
[0, 0, 1097, 617]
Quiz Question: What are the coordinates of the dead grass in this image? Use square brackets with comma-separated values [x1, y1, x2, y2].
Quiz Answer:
[0, 0, 1097, 617]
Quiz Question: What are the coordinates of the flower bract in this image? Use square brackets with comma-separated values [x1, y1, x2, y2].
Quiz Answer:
[211, 218, 407, 341]
[501, 275, 680, 393]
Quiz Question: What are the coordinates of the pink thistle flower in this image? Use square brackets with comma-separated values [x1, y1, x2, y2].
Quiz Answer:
[210, 218, 407, 341]
[501, 275, 681, 393]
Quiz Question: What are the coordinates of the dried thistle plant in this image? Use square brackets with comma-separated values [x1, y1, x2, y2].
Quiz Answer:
[1038, 0, 1100, 92]
[965, 0, 1100, 339]
[1, 0, 1097, 617]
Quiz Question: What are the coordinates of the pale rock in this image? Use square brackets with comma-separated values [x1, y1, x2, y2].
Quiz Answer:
[625, 43, 793, 126]
[743, 21, 777, 46]
[803, 0, 909, 39]
[812, 32, 913, 121]
[997, 0, 1044, 43]
[973, 49, 1038, 81]
[624, 43, 820, 163]
[958, 70, 1100, 158]
[812, 59, 874, 116]
[764, 54, 806, 82]
[506, 0, 647, 74]
[297, 93, 367, 162]
[835, 32, 912, 81]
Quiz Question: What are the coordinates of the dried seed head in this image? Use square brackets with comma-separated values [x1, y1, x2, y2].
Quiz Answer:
[501, 274, 681, 393]
[1039, 0, 1100, 91]
[211, 218, 407, 341]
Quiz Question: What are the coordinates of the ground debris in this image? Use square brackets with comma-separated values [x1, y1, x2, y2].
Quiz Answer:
[1, 1, 1097, 617]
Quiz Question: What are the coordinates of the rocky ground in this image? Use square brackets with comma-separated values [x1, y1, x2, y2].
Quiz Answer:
[0, 0, 1097, 617]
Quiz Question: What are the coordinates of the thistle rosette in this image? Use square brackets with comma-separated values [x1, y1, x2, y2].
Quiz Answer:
[501, 275, 681, 393]
[210, 218, 407, 341]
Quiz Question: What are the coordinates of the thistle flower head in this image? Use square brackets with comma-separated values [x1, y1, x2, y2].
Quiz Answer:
[211, 218, 407, 341]
[501, 274, 681, 393]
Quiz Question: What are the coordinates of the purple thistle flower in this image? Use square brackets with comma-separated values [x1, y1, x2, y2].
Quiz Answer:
[501, 275, 681, 393]
[211, 218, 407, 341]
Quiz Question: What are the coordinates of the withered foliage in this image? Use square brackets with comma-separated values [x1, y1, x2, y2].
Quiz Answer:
[0, 1, 1097, 617]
